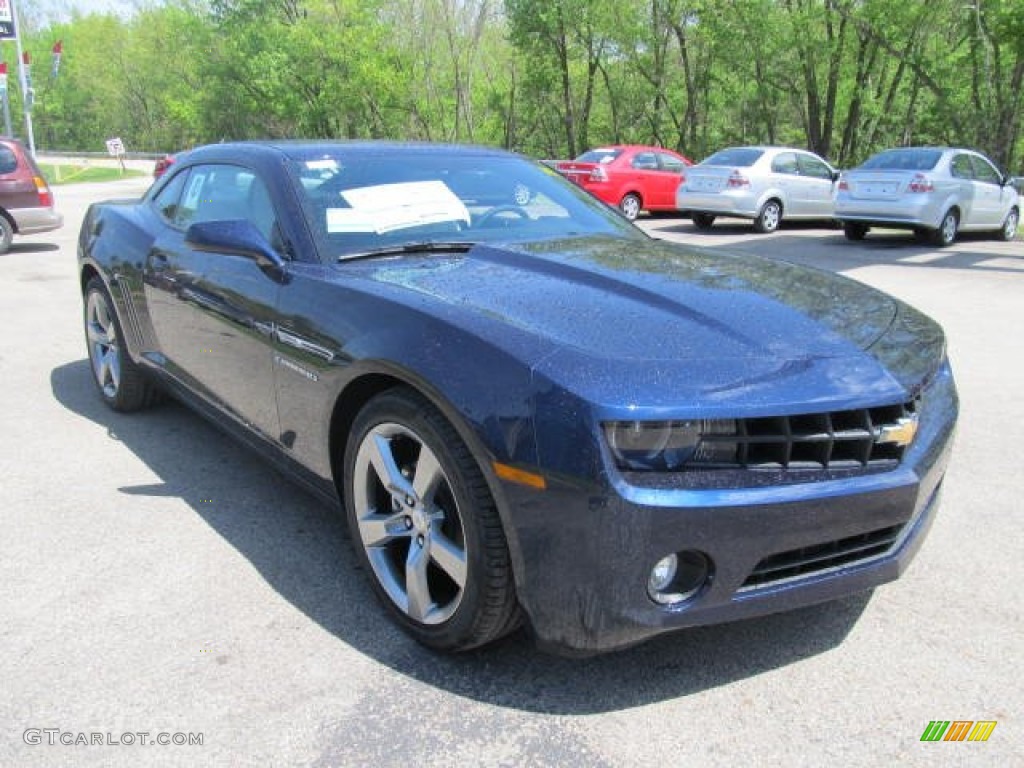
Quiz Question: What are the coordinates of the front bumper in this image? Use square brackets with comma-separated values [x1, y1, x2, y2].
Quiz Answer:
[501, 363, 957, 655]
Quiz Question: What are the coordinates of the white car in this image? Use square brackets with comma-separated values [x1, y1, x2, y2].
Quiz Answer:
[834, 147, 1019, 246]
[675, 146, 839, 233]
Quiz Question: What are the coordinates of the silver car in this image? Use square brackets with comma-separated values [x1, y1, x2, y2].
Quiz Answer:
[834, 147, 1020, 246]
[675, 146, 839, 233]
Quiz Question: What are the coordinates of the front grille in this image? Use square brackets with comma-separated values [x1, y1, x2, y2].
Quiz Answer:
[697, 401, 918, 471]
[741, 524, 905, 589]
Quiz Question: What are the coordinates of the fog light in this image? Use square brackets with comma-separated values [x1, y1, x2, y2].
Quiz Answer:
[649, 554, 678, 593]
[647, 550, 711, 606]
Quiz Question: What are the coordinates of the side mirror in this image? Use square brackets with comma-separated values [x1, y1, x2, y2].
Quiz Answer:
[831, 169, 841, 182]
[185, 219, 287, 279]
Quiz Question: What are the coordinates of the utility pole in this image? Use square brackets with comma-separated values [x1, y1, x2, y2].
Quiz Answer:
[11, 1, 34, 157]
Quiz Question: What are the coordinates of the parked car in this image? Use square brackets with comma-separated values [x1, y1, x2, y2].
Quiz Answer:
[834, 147, 1019, 245]
[0, 137, 63, 253]
[556, 145, 692, 220]
[79, 141, 956, 655]
[675, 146, 839, 233]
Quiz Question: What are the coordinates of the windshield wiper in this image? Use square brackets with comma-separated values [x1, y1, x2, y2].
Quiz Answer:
[337, 241, 476, 262]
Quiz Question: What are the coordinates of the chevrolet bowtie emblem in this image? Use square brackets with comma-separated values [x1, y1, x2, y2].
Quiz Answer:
[876, 415, 919, 447]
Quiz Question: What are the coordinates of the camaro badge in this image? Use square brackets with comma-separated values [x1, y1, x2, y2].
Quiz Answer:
[876, 415, 919, 447]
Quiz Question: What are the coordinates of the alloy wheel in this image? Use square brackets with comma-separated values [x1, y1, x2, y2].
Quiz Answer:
[86, 290, 121, 399]
[351, 422, 468, 625]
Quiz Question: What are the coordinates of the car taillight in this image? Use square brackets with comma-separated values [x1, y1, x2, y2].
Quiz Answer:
[907, 174, 933, 193]
[838, 177, 849, 191]
[727, 170, 750, 188]
[589, 166, 608, 182]
[33, 176, 53, 208]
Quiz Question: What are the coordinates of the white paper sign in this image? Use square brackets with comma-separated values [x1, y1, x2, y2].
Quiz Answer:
[328, 180, 469, 235]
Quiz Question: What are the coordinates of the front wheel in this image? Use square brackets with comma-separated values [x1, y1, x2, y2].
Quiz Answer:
[691, 213, 716, 230]
[753, 200, 782, 233]
[997, 208, 1019, 241]
[343, 388, 520, 651]
[619, 193, 642, 221]
[843, 223, 868, 241]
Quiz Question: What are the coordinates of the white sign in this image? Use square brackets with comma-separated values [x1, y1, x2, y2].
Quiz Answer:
[0, 0, 15, 40]
[328, 180, 470, 234]
[105, 137, 125, 157]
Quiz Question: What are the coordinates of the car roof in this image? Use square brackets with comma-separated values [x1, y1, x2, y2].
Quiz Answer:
[185, 140, 521, 164]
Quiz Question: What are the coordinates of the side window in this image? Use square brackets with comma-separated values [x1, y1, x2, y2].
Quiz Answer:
[771, 153, 799, 175]
[970, 155, 1001, 185]
[175, 164, 280, 250]
[631, 152, 658, 171]
[657, 152, 686, 174]
[950, 154, 973, 179]
[0, 146, 18, 175]
[797, 154, 833, 180]
[152, 169, 191, 225]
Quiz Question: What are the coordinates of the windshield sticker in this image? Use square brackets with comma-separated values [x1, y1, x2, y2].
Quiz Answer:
[305, 159, 339, 172]
[329, 180, 470, 234]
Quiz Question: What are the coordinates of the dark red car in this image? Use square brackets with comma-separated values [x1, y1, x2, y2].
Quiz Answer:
[0, 137, 63, 254]
[557, 145, 693, 220]
[153, 153, 177, 178]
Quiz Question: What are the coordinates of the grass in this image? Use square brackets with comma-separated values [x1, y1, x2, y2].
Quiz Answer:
[38, 163, 146, 185]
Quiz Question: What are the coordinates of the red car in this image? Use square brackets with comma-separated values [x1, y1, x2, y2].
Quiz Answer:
[0, 137, 63, 254]
[557, 145, 693, 220]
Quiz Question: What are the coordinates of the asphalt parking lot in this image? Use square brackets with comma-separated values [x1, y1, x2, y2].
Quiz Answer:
[1, 180, 1020, 767]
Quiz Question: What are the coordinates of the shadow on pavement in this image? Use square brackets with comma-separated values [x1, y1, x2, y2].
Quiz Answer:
[52, 358, 870, 715]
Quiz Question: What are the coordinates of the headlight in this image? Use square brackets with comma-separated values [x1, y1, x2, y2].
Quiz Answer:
[604, 419, 738, 471]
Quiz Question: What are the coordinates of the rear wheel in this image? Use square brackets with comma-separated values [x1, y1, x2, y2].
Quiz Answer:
[0, 215, 13, 254]
[343, 388, 520, 651]
[998, 208, 1019, 241]
[619, 193, 642, 221]
[691, 213, 716, 230]
[753, 199, 782, 233]
[84, 277, 158, 412]
[931, 209, 959, 247]
[843, 223, 868, 241]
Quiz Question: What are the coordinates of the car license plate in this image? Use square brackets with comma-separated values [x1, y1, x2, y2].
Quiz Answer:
[692, 178, 722, 192]
[858, 182, 897, 195]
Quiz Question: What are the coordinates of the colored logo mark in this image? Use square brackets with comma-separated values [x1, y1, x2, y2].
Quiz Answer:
[920, 720, 997, 742]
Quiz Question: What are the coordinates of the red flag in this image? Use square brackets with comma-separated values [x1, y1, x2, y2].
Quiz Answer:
[52, 40, 63, 79]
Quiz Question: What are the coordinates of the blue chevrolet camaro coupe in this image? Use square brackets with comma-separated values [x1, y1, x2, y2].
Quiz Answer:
[78, 141, 957, 655]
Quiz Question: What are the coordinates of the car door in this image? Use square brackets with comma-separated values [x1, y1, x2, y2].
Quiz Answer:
[769, 152, 802, 214]
[968, 154, 1009, 228]
[628, 151, 670, 208]
[796, 153, 837, 217]
[655, 151, 688, 207]
[144, 163, 282, 438]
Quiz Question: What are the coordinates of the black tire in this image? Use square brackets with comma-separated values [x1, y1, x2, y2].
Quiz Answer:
[843, 222, 868, 241]
[691, 213, 716, 230]
[343, 387, 520, 651]
[931, 208, 959, 247]
[83, 276, 159, 412]
[753, 199, 782, 233]
[997, 208, 1019, 242]
[619, 193, 642, 221]
[0, 215, 13, 254]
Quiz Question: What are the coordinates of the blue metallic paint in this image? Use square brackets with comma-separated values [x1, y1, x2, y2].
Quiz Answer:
[78, 141, 957, 654]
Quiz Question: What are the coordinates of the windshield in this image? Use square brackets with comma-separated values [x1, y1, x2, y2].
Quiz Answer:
[702, 148, 764, 167]
[288, 149, 641, 259]
[860, 149, 942, 171]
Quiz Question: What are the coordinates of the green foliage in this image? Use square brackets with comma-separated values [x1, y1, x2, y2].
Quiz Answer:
[7, 0, 1024, 171]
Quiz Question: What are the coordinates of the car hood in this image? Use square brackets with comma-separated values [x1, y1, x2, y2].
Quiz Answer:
[350, 236, 937, 413]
